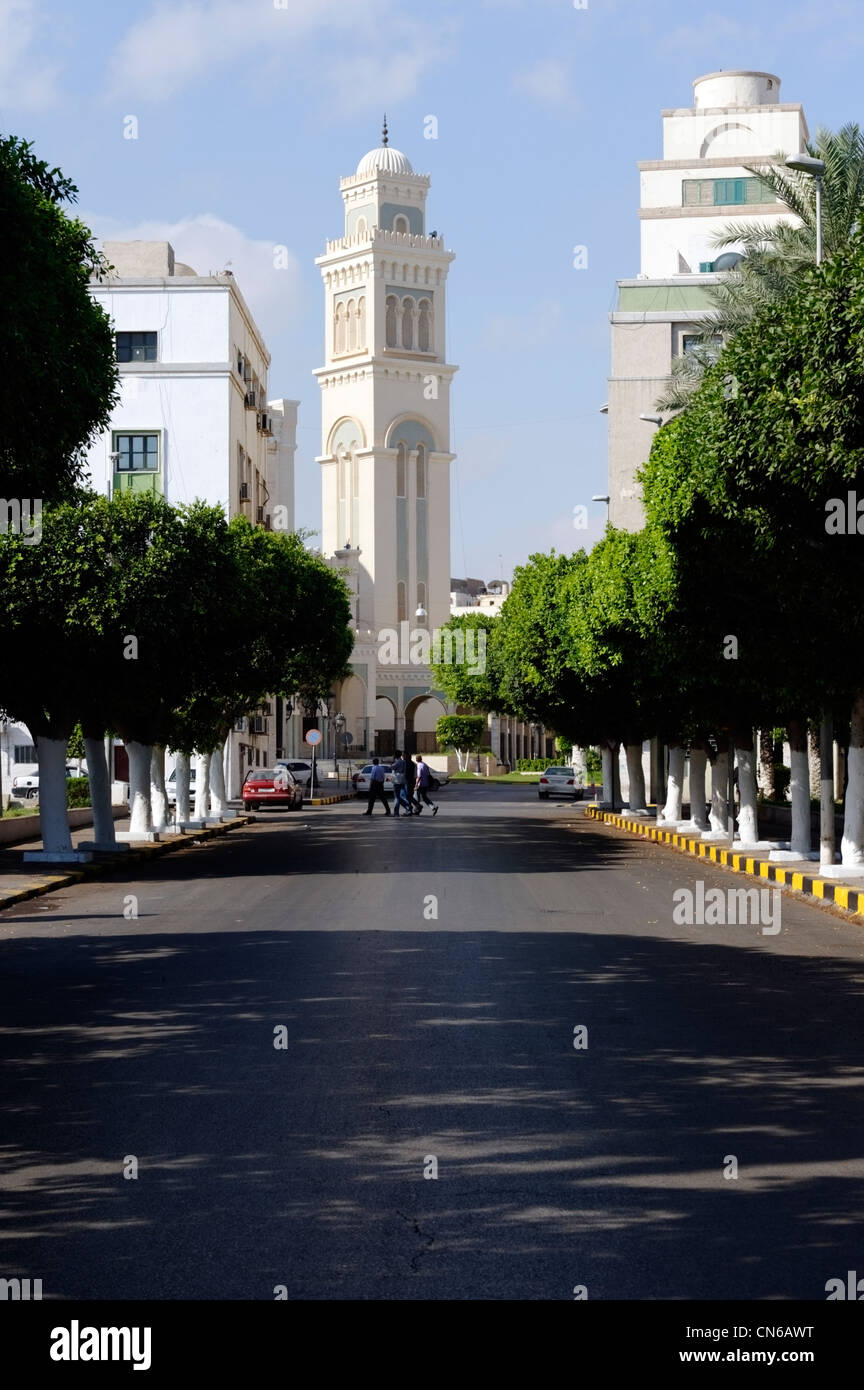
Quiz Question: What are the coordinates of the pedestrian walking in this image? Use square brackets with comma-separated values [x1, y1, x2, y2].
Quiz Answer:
[391, 750, 413, 816]
[413, 754, 438, 815]
[364, 757, 391, 816]
[404, 749, 418, 812]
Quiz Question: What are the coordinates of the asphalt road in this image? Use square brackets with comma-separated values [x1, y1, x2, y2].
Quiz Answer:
[1, 781, 863, 1301]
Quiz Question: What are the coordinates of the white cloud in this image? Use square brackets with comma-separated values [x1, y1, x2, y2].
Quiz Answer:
[105, 0, 450, 105]
[512, 59, 576, 109]
[85, 211, 303, 350]
[0, 0, 62, 110]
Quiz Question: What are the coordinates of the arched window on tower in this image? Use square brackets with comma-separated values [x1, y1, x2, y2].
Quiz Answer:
[357, 296, 366, 349]
[416, 443, 426, 498]
[397, 581, 408, 623]
[385, 295, 398, 348]
[356, 217, 367, 236]
[394, 215, 409, 235]
[418, 299, 432, 352]
[334, 302, 345, 355]
[346, 299, 357, 352]
[401, 297, 414, 350]
[396, 442, 406, 497]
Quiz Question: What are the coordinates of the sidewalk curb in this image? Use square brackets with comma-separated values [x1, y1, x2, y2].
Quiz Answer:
[584, 806, 864, 918]
[0, 818, 250, 913]
[304, 793, 355, 805]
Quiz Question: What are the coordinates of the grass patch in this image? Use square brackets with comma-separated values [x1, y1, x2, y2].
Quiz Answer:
[1, 805, 40, 818]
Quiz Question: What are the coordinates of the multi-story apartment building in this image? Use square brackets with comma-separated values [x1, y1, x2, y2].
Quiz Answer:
[607, 70, 809, 530]
[81, 239, 299, 796]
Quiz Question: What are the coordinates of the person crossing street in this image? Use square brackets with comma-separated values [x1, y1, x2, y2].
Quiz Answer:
[391, 750, 413, 816]
[364, 757, 391, 816]
[413, 754, 438, 815]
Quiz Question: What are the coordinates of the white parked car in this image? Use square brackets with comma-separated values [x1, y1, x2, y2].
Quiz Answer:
[538, 766, 584, 800]
[353, 763, 396, 797]
[11, 767, 78, 799]
[275, 759, 314, 788]
[352, 763, 450, 796]
[165, 767, 197, 805]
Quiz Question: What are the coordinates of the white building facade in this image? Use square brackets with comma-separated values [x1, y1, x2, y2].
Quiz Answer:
[315, 135, 458, 760]
[607, 70, 809, 531]
[81, 240, 299, 795]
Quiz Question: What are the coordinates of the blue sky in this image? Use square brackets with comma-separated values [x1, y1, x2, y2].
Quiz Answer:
[1, 0, 859, 580]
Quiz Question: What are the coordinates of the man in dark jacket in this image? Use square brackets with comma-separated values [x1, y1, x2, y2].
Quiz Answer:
[391, 749, 413, 816]
[404, 750, 418, 812]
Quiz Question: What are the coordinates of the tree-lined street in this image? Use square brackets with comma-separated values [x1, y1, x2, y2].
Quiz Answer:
[2, 786, 863, 1301]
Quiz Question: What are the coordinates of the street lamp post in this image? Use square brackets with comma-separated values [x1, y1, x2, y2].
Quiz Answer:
[787, 153, 833, 867]
[333, 712, 345, 785]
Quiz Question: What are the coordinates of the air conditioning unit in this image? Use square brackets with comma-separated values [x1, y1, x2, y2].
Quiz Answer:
[258, 413, 271, 434]
[244, 390, 257, 408]
[257, 505, 265, 523]
[239, 481, 250, 500]
[234, 717, 247, 732]
[250, 716, 268, 734]
[264, 514, 272, 531]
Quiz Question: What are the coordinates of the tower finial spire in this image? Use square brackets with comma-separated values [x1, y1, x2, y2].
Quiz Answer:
[382, 113, 388, 147]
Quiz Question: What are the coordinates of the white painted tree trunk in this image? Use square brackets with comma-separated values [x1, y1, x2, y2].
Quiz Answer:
[572, 746, 588, 780]
[709, 751, 728, 831]
[36, 735, 73, 855]
[661, 745, 685, 822]
[84, 735, 116, 846]
[788, 723, 811, 858]
[174, 751, 191, 823]
[687, 747, 709, 829]
[625, 743, 647, 811]
[841, 694, 864, 866]
[150, 745, 168, 830]
[127, 741, 154, 836]
[194, 751, 211, 820]
[735, 741, 759, 845]
[209, 746, 227, 814]
[601, 746, 613, 804]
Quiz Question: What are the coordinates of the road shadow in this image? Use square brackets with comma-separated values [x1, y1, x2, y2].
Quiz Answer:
[1, 916, 863, 1300]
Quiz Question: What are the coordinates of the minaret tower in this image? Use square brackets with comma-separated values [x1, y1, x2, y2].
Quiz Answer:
[315, 124, 457, 755]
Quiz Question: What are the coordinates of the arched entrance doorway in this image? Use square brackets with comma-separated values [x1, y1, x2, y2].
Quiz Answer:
[374, 696, 396, 756]
[404, 693, 446, 756]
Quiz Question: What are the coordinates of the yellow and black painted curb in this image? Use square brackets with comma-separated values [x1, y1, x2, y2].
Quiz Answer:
[0, 818, 250, 914]
[584, 805, 864, 918]
[304, 792, 355, 806]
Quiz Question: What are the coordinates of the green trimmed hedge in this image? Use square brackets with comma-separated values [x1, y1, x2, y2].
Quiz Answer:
[516, 758, 552, 772]
[66, 776, 91, 808]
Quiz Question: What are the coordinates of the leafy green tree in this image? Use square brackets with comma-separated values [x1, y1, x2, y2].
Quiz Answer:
[643, 233, 864, 851]
[429, 613, 500, 711]
[0, 136, 118, 498]
[436, 715, 486, 771]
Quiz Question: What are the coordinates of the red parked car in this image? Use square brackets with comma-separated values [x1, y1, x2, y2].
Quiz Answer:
[242, 766, 304, 811]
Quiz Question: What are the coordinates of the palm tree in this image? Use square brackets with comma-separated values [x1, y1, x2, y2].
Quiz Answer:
[655, 123, 864, 410]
